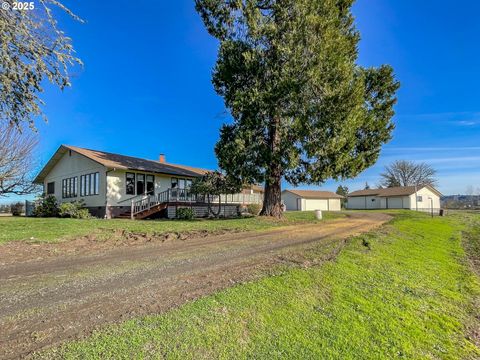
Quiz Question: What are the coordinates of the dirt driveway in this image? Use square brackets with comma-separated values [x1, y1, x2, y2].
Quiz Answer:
[0, 212, 390, 359]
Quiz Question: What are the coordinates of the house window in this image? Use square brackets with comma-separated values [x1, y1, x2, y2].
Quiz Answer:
[95, 173, 99, 195]
[186, 179, 192, 189]
[85, 175, 89, 196]
[137, 174, 145, 195]
[146, 175, 155, 194]
[80, 172, 100, 196]
[62, 177, 77, 198]
[47, 182, 55, 195]
[178, 178, 186, 189]
[417, 195, 423, 202]
[171, 177, 178, 188]
[126, 173, 135, 195]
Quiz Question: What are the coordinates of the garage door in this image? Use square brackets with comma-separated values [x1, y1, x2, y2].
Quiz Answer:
[304, 199, 329, 211]
[387, 197, 403, 209]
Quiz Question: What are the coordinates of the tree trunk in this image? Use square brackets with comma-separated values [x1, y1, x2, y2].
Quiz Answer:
[260, 170, 283, 217]
[260, 117, 283, 218]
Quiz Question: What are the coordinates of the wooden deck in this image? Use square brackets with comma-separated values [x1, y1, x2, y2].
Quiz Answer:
[120, 188, 262, 220]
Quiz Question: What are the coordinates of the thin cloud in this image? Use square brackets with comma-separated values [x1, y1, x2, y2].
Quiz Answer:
[397, 111, 480, 119]
[396, 111, 480, 127]
[456, 120, 480, 126]
[417, 156, 480, 164]
[384, 146, 480, 151]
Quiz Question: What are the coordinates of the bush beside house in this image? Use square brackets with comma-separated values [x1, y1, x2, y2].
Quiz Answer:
[33, 195, 59, 217]
[246, 203, 262, 216]
[59, 201, 92, 219]
[10, 202, 24, 216]
[176, 208, 195, 220]
[32, 196, 90, 219]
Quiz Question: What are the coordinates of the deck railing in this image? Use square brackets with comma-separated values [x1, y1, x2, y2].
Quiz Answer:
[168, 189, 262, 205]
[130, 188, 263, 218]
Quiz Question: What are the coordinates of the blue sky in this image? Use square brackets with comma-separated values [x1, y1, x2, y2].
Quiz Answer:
[5, 0, 480, 203]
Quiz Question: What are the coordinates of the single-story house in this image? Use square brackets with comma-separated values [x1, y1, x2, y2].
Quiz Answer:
[33, 145, 263, 219]
[281, 190, 343, 211]
[346, 185, 442, 212]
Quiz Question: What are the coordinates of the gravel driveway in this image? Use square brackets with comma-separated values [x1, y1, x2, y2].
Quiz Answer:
[0, 212, 390, 359]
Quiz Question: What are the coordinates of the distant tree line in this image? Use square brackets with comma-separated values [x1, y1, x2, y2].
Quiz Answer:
[0, 202, 24, 215]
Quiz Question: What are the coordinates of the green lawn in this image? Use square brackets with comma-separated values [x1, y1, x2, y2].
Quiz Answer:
[41, 211, 480, 359]
[0, 211, 344, 244]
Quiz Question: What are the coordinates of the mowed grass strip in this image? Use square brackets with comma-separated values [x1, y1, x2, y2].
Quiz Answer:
[0, 211, 344, 244]
[41, 212, 480, 359]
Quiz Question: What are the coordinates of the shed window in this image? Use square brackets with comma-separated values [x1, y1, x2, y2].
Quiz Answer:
[417, 195, 423, 202]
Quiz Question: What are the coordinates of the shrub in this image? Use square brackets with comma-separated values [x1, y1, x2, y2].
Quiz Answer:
[33, 194, 59, 217]
[59, 201, 92, 219]
[246, 203, 262, 215]
[176, 207, 195, 220]
[10, 202, 24, 216]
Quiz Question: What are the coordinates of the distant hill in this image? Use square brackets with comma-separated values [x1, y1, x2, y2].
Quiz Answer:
[442, 195, 480, 209]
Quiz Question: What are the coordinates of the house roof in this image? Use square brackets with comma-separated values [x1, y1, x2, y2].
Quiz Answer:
[348, 185, 442, 198]
[282, 189, 344, 199]
[34, 145, 211, 183]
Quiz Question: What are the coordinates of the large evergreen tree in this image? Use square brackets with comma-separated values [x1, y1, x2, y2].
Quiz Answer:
[196, 0, 400, 217]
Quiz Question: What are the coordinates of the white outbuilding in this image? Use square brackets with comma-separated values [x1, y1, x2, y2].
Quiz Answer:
[281, 190, 344, 211]
[346, 185, 442, 213]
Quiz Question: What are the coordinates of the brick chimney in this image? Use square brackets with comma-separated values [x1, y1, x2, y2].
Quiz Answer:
[159, 154, 166, 163]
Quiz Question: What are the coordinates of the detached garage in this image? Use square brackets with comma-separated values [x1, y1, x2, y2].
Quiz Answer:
[282, 190, 343, 211]
[346, 185, 442, 212]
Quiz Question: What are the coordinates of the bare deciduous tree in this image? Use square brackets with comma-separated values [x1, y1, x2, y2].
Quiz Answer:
[380, 160, 437, 188]
[0, 0, 82, 129]
[0, 125, 40, 196]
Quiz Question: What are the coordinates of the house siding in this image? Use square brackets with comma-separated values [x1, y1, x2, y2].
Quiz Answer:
[167, 204, 239, 219]
[42, 150, 106, 208]
[106, 169, 197, 207]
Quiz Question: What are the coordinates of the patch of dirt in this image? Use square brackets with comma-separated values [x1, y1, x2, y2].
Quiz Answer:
[0, 228, 243, 266]
[0, 212, 391, 359]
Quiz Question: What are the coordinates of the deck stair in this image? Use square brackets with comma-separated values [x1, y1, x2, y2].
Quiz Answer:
[117, 189, 172, 220]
